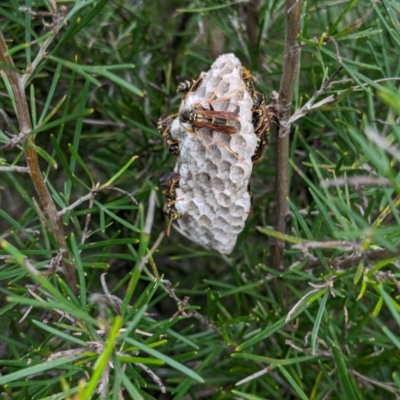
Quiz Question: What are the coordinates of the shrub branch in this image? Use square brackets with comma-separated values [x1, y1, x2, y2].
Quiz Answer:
[271, 0, 302, 269]
[0, 32, 77, 292]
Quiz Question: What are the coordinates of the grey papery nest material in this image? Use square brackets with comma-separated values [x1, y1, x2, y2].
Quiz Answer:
[170, 53, 256, 254]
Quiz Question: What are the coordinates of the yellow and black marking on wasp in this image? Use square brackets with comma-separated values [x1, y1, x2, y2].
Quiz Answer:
[159, 172, 182, 235]
[157, 114, 180, 156]
[241, 68, 276, 165]
[252, 91, 267, 110]
[251, 105, 278, 165]
[176, 76, 203, 94]
[241, 67, 256, 97]
[160, 172, 180, 197]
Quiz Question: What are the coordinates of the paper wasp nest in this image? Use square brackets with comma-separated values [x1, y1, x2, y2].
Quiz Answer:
[170, 54, 256, 254]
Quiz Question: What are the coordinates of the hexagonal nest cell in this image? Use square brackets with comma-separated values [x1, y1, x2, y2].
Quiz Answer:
[170, 54, 256, 254]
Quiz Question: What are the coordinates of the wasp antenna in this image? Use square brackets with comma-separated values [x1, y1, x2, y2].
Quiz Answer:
[196, 128, 212, 153]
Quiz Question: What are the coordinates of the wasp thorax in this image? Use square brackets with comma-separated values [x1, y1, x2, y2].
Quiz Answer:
[180, 109, 192, 123]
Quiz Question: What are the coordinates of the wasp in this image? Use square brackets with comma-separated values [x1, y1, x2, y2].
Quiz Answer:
[251, 129, 269, 165]
[240, 67, 279, 165]
[162, 201, 182, 236]
[252, 91, 267, 109]
[179, 106, 239, 135]
[251, 105, 278, 165]
[176, 76, 203, 94]
[157, 114, 180, 156]
[242, 67, 256, 97]
[251, 91, 268, 129]
[160, 172, 180, 197]
[241, 67, 268, 109]
[160, 172, 182, 235]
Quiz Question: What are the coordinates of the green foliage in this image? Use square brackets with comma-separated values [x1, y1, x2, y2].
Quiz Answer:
[1, 0, 400, 399]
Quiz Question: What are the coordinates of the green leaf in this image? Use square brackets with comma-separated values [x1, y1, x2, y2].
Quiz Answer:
[101, 156, 139, 188]
[277, 365, 309, 400]
[95, 200, 140, 233]
[311, 290, 328, 355]
[115, 358, 144, 399]
[50, 135, 82, 190]
[230, 391, 266, 400]
[0, 356, 83, 385]
[124, 337, 204, 383]
[235, 317, 286, 351]
[378, 89, 400, 114]
[232, 353, 319, 365]
[379, 286, 400, 327]
[332, 345, 361, 400]
[328, 0, 360, 36]
[32, 320, 87, 346]
[31, 109, 93, 136]
[68, 143, 94, 186]
[70, 233, 86, 309]
[81, 316, 123, 400]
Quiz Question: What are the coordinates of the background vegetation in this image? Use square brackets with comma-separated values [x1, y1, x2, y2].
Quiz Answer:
[1, 0, 400, 399]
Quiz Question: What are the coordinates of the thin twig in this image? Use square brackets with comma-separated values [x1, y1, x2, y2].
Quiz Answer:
[143, 190, 156, 235]
[20, 4, 67, 85]
[285, 278, 333, 322]
[0, 166, 30, 173]
[57, 184, 138, 217]
[235, 367, 270, 386]
[160, 278, 222, 335]
[289, 68, 343, 123]
[351, 369, 400, 395]
[135, 363, 166, 393]
[285, 339, 332, 357]
[306, 246, 400, 271]
[330, 76, 400, 89]
[100, 273, 121, 314]
[271, 0, 302, 269]
[0, 136, 25, 151]
[321, 176, 391, 188]
[137, 231, 165, 272]
[57, 191, 97, 217]
[101, 186, 138, 205]
[293, 240, 361, 252]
